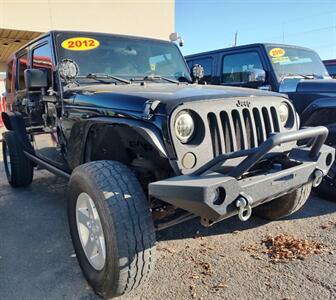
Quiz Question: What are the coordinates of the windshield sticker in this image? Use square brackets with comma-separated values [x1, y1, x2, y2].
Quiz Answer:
[61, 37, 100, 51]
[269, 48, 286, 58]
[272, 56, 313, 65]
[271, 56, 290, 64]
[150, 64, 156, 71]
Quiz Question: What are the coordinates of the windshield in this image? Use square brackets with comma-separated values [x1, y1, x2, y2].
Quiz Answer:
[266, 45, 330, 79]
[55, 32, 192, 83]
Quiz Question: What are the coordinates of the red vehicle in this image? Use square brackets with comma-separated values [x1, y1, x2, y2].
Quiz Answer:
[324, 59, 336, 78]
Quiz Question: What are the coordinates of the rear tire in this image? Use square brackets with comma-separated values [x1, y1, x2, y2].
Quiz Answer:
[68, 160, 156, 299]
[2, 131, 33, 187]
[254, 183, 312, 220]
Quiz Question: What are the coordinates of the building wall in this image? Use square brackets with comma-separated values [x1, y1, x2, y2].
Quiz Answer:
[0, 0, 174, 40]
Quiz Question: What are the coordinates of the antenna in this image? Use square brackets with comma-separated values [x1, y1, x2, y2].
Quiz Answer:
[234, 31, 238, 47]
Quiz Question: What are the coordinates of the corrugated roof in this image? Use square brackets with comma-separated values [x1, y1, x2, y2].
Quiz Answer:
[0, 29, 42, 64]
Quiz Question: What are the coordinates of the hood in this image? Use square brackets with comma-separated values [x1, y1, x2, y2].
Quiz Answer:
[65, 83, 283, 114]
[296, 79, 336, 93]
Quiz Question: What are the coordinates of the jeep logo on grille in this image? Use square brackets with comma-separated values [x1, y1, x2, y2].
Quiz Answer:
[236, 100, 251, 108]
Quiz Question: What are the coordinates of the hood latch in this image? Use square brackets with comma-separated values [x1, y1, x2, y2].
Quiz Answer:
[142, 100, 161, 120]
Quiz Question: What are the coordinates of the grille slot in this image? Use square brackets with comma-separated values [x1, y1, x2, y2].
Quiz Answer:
[220, 111, 234, 153]
[253, 107, 266, 145]
[262, 107, 273, 138]
[271, 107, 280, 132]
[232, 110, 245, 150]
[208, 113, 222, 157]
[243, 109, 255, 148]
[206, 106, 279, 156]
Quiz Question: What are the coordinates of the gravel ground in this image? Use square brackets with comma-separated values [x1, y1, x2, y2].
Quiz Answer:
[0, 146, 335, 300]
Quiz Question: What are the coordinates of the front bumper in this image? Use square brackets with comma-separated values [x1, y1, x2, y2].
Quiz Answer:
[149, 126, 335, 221]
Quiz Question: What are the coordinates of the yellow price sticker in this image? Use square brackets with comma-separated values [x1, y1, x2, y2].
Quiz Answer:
[61, 37, 100, 51]
[269, 47, 285, 58]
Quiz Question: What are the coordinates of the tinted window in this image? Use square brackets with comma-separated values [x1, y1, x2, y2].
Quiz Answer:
[222, 52, 263, 83]
[190, 57, 213, 83]
[32, 43, 53, 86]
[326, 64, 336, 76]
[17, 54, 28, 90]
[6, 60, 14, 93]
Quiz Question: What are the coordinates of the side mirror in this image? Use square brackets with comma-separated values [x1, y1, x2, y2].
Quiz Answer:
[191, 64, 204, 83]
[24, 69, 48, 91]
[169, 32, 184, 47]
[243, 68, 266, 84]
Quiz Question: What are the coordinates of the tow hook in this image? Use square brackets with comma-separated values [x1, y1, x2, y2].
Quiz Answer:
[236, 194, 253, 222]
[312, 169, 324, 188]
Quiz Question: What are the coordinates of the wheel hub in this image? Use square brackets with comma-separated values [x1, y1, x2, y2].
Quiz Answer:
[76, 192, 106, 271]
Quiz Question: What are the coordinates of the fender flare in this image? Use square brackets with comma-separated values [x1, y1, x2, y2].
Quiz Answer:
[300, 97, 336, 127]
[1, 112, 34, 152]
[300, 98, 336, 146]
[66, 117, 170, 170]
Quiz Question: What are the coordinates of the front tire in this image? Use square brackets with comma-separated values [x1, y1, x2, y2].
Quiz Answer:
[315, 161, 336, 201]
[254, 183, 312, 220]
[2, 131, 33, 187]
[68, 160, 156, 299]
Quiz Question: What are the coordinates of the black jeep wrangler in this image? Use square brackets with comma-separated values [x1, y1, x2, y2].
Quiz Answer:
[2, 32, 334, 299]
[186, 43, 336, 198]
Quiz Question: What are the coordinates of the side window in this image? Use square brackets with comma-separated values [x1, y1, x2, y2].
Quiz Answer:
[17, 54, 28, 90]
[222, 52, 263, 83]
[5, 60, 14, 93]
[186, 60, 194, 70]
[32, 43, 53, 86]
[190, 57, 213, 82]
[326, 65, 336, 76]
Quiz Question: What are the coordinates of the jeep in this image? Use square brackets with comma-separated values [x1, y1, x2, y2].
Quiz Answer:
[2, 32, 334, 299]
[186, 43, 336, 199]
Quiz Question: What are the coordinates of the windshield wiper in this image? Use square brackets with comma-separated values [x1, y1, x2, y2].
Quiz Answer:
[291, 73, 319, 79]
[280, 73, 318, 81]
[132, 75, 180, 84]
[85, 73, 131, 84]
[177, 75, 193, 83]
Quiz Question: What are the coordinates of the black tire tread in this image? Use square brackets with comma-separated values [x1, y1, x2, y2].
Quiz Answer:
[70, 160, 156, 298]
[2, 131, 33, 187]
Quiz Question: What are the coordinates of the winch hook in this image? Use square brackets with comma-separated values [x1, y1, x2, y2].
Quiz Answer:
[235, 194, 253, 222]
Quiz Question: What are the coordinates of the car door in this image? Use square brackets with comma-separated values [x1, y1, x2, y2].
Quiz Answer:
[29, 39, 68, 170]
[219, 47, 272, 90]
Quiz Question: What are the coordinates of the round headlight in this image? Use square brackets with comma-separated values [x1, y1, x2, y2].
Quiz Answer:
[174, 111, 195, 143]
[279, 102, 290, 126]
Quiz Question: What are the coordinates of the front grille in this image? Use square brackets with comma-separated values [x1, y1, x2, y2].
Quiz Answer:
[207, 107, 280, 157]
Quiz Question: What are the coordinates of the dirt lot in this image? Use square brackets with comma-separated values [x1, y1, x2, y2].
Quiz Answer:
[0, 145, 335, 300]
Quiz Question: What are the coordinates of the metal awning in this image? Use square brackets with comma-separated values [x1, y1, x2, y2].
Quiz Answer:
[0, 29, 42, 65]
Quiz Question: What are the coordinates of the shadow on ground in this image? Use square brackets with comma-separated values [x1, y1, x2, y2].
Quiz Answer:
[1, 160, 336, 299]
